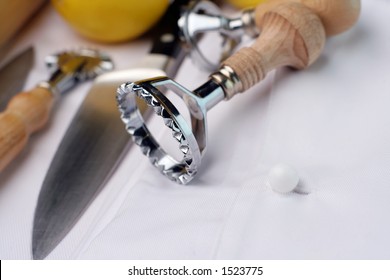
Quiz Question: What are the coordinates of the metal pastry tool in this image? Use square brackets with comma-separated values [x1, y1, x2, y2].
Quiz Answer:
[0, 49, 113, 171]
[179, 0, 361, 70]
[117, 1, 357, 184]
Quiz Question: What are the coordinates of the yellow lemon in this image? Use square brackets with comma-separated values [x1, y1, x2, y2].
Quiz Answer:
[225, 0, 268, 9]
[51, 0, 169, 43]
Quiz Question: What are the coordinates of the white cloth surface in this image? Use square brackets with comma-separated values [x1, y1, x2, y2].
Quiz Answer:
[1, 0, 390, 259]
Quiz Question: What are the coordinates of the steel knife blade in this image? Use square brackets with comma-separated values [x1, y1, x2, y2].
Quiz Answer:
[32, 0, 191, 260]
[0, 47, 34, 110]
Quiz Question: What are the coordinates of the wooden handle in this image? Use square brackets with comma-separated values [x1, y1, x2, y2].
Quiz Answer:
[255, 0, 361, 36]
[0, 86, 54, 171]
[0, 0, 47, 49]
[223, 2, 326, 92]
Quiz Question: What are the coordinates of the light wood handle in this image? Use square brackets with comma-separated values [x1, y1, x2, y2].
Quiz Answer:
[0, 0, 47, 49]
[223, 2, 326, 92]
[0, 87, 54, 171]
[255, 0, 361, 36]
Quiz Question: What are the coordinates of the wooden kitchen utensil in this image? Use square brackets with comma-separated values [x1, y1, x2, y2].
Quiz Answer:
[0, 0, 47, 49]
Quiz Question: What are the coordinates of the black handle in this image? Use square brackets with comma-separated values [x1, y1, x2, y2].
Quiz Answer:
[150, 0, 192, 59]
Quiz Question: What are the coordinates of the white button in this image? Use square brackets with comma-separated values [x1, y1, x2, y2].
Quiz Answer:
[267, 163, 300, 193]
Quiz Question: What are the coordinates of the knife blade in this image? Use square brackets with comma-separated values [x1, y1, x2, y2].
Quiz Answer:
[32, 0, 191, 260]
[0, 47, 34, 111]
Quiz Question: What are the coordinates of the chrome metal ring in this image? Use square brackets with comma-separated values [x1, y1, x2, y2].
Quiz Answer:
[117, 80, 202, 184]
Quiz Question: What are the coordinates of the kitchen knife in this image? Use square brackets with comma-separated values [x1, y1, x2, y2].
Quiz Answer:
[0, 47, 34, 111]
[32, 0, 191, 260]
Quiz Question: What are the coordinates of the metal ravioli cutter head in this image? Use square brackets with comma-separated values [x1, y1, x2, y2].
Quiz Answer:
[178, 0, 242, 71]
[117, 78, 203, 184]
[45, 48, 114, 80]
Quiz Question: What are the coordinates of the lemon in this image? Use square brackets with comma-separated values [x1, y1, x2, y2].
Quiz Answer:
[225, 0, 268, 9]
[51, 0, 169, 43]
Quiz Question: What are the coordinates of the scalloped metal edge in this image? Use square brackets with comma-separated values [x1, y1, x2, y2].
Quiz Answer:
[117, 82, 197, 184]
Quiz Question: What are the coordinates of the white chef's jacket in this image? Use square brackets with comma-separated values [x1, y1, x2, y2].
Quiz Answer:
[0, 0, 389, 259]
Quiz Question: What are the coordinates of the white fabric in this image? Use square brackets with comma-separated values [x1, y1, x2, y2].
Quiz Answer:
[1, 0, 390, 259]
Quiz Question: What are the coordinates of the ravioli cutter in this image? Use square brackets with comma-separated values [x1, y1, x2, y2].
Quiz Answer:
[179, 0, 361, 70]
[117, 2, 328, 184]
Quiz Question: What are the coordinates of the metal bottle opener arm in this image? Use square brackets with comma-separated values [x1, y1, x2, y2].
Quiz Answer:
[0, 49, 113, 171]
[117, 2, 328, 184]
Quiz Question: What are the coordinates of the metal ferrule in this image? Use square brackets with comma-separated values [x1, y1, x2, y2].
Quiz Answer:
[241, 9, 260, 38]
[223, 9, 258, 38]
[45, 69, 77, 97]
[210, 65, 243, 100]
[221, 17, 245, 39]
